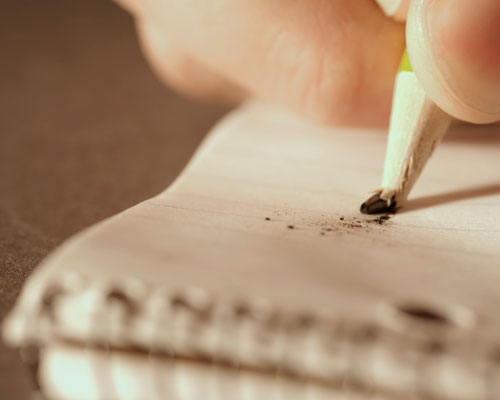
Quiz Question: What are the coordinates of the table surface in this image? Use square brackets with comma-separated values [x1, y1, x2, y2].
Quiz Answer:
[0, 1, 228, 398]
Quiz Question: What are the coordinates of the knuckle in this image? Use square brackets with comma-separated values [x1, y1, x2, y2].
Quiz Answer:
[295, 43, 362, 126]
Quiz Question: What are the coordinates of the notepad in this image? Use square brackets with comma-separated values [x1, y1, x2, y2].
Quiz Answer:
[3, 102, 500, 400]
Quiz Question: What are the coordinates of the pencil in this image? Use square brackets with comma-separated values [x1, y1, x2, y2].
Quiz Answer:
[360, 51, 451, 214]
[363, 0, 500, 214]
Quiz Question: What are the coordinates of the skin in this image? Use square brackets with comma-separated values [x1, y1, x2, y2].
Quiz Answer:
[114, 0, 500, 127]
[426, 0, 500, 117]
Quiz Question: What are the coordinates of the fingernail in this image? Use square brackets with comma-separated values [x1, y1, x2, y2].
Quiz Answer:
[425, 0, 500, 118]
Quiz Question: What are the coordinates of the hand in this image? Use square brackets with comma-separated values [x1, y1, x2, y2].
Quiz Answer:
[114, 0, 500, 127]
[407, 0, 500, 124]
[114, 0, 404, 127]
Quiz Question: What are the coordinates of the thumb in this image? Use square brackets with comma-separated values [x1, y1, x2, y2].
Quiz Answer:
[407, 0, 500, 123]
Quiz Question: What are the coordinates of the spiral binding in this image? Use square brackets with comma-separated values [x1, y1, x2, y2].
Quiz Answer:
[16, 272, 500, 400]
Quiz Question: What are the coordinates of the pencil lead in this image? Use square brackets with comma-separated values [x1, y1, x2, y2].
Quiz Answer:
[360, 192, 396, 215]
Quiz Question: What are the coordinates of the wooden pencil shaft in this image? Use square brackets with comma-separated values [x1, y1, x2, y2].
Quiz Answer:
[380, 72, 451, 205]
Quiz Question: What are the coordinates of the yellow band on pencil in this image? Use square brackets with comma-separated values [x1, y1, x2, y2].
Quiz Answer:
[399, 49, 413, 73]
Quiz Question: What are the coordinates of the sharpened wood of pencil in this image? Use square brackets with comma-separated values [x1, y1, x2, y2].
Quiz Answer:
[360, 51, 452, 215]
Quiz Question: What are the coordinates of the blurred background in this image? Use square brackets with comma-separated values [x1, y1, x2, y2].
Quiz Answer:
[0, 1, 229, 397]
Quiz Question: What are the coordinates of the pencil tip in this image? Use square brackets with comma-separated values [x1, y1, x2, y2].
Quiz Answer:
[360, 192, 397, 215]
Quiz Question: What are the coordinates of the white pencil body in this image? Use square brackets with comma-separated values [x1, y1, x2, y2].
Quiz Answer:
[380, 72, 451, 205]
[364, 0, 496, 213]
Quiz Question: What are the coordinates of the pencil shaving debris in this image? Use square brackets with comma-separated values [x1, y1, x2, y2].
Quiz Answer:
[269, 211, 392, 236]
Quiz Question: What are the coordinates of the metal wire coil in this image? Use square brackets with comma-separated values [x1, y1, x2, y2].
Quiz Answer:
[16, 274, 500, 400]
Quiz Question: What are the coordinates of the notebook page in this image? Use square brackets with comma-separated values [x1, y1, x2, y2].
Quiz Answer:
[4, 101, 500, 344]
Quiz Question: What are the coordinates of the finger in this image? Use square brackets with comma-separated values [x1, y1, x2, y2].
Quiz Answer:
[116, 0, 405, 127]
[113, 0, 142, 16]
[137, 20, 248, 103]
[407, 0, 500, 123]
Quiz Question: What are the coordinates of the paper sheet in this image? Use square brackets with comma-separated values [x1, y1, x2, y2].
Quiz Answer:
[5, 101, 500, 344]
